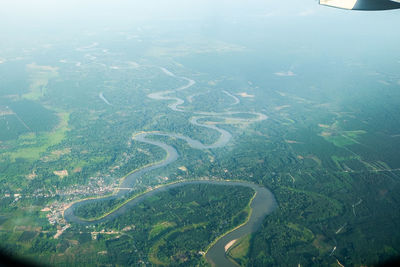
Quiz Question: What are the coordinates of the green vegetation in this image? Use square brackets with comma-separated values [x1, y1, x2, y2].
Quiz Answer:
[322, 130, 366, 148]
[23, 63, 58, 101]
[149, 221, 177, 239]
[0, 115, 29, 141]
[0, 184, 254, 266]
[1, 24, 400, 267]
[4, 112, 68, 162]
[227, 234, 251, 266]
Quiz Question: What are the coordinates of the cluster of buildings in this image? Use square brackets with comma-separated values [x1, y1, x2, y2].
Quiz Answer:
[54, 176, 118, 199]
[40, 176, 119, 226]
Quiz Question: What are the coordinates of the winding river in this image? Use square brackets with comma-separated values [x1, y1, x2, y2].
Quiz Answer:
[64, 66, 277, 266]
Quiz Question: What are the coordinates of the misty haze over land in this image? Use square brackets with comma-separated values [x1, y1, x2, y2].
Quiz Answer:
[0, 0, 399, 266]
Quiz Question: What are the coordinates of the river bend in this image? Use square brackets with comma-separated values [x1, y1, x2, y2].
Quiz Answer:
[64, 66, 276, 266]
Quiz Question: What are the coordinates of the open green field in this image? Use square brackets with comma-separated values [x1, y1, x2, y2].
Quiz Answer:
[0, 17, 400, 267]
[3, 112, 68, 162]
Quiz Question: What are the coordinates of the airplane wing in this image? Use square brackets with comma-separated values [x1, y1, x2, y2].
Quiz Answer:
[320, 0, 400, 10]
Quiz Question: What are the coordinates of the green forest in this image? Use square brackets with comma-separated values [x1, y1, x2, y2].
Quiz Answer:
[1, 12, 400, 267]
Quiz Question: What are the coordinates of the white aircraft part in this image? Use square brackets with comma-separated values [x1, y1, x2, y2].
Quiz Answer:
[319, 0, 358, 9]
[320, 0, 400, 10]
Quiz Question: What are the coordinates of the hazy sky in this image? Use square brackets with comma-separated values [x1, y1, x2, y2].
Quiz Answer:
[1, 0, 399, 24]
[0, 0, 399, 58]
